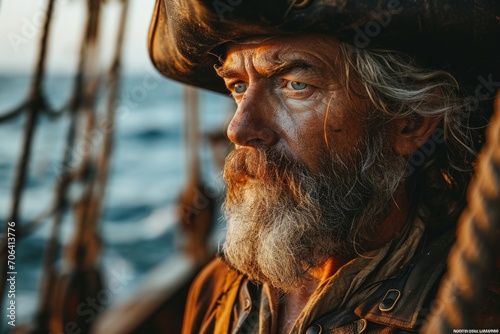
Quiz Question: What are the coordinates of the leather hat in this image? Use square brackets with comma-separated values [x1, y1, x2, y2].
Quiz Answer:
[148, 0, 500, 94]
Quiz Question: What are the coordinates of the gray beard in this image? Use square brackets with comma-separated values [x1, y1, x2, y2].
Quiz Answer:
[222, 130, 406, 291]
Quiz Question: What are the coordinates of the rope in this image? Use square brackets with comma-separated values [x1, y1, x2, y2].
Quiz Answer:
[47, 1, 128, 332]
[64, 0, 103, 269]
[422, 92, 500, 331]
[0, 101, 30, 123]
[0, 0, 56, 329]
[0, 0, 127, 331]
[30, 0, 104, 331]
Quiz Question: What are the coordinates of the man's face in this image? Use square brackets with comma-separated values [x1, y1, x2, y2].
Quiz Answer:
[216, 34, 369, 171]
[217, 34, 406, 290]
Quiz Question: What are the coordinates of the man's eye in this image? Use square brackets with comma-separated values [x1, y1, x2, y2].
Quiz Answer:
[287, 81, 308, 90]
[233, 82, 248, 94]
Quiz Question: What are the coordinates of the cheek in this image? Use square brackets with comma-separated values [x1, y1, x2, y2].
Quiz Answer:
[291, 98, 368, 169]
[325, 119, 366, 159]
[323, 93, 369, 157]
[278, 108, 334, 171]
[274, 96, 328, 150]
[271, 89, 369, 170]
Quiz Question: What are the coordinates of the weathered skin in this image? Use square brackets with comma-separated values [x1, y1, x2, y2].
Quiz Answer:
[218, 34, 368, 171]
[217, 34, 441, 332]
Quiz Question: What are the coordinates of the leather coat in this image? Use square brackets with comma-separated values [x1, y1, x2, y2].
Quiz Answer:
[182, 226, 499, 333]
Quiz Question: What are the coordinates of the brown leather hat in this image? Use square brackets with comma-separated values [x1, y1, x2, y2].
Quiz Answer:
[148, 0, 500, 94]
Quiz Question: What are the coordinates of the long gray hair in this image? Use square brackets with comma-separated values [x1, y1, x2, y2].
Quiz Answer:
[340, 43, 479, 228]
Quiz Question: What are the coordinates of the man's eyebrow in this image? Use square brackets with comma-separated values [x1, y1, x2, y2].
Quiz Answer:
[214, 59, 315, 79]
[265, 60, 314, 78]
[214, 64, 238, 79]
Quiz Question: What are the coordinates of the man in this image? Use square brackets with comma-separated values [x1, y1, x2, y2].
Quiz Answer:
[148, 0, 499, 332]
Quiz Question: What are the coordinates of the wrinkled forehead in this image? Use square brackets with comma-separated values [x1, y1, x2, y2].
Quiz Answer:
[221, 34, 344, 71]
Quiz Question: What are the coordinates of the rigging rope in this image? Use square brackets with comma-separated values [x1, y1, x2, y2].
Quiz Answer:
[0, 0, 128, 332]
[0, 0, 56, 329]
[423, 93, 500, 331]
[31, 0, 105, 332]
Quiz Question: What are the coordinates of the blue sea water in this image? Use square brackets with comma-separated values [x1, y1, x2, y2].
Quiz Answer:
[0, 72, 232, 332]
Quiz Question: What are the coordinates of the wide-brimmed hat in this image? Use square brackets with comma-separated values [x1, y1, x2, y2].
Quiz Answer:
[148, 0, 500, 95]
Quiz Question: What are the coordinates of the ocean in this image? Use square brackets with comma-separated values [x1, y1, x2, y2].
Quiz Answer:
[0, 72, 232, 332]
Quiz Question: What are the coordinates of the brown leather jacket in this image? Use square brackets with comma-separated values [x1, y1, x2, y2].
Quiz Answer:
[182, 227, 499, 333]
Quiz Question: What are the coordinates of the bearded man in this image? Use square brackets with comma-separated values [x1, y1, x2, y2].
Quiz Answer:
[149, 0, 499, 333]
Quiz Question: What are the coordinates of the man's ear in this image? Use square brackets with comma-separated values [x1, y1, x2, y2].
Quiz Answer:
[391, 115, 442, 156]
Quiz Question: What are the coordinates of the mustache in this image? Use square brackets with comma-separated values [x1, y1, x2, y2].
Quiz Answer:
[223, 147, 315, 182]
[223, 147, 316, 204]
[224, 146, 314, 183]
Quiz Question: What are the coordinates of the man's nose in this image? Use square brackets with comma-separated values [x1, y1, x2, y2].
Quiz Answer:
[226, 89, 278, 148]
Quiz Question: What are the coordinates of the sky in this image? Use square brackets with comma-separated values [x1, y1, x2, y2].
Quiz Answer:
[0, 0, 157, 74]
